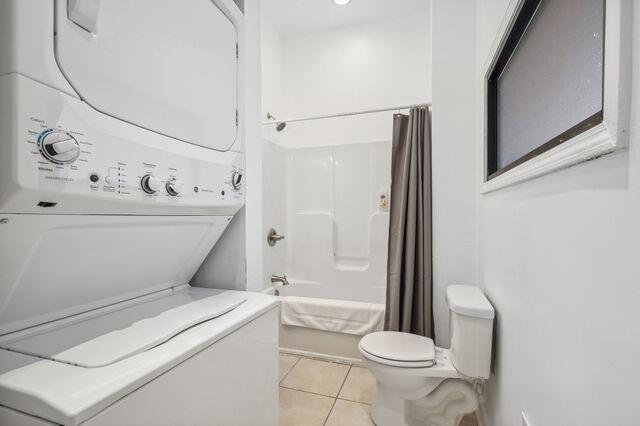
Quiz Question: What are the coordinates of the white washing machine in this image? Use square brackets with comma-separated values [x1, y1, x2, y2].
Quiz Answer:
[0, 1, 279, 425]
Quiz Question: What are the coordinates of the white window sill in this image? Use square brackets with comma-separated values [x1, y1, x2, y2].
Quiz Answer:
[480, 122, 625, 193]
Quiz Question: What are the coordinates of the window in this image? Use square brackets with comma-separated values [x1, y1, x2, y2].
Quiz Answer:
[486, 0, 610, 182]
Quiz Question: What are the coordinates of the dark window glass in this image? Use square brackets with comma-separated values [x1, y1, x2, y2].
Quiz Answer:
[487, 0, 604, 179]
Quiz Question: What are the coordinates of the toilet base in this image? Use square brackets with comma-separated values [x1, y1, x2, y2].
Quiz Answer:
[371, 384, 411, 426]
[371, 379, 479, 426]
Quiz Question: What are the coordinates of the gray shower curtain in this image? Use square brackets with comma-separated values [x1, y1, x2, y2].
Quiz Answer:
[384, 106, 433, 338]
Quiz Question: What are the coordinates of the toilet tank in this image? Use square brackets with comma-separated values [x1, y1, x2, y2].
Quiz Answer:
[446, 285, 495, 379]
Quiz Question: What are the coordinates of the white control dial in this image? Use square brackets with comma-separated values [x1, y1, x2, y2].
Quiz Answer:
[140, 174, 162, 194]
[231, 171, 243, 191]
[38, 129, 81, 165]
[166, 178, 184, 196]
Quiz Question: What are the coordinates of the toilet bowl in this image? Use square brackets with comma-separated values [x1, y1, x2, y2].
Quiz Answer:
[359, 285, 494, 426]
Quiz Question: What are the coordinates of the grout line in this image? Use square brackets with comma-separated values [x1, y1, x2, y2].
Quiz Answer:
[323, 397, 337, 426]
[279, 354, 302, 385]
[279, 385, 339, 399]
[336, 396, 372, 406]
[323, 364, 352, 425]
[336, 364, 352, 399]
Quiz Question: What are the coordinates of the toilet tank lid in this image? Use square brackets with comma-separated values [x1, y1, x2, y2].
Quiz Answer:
[446, 286, 495, 319]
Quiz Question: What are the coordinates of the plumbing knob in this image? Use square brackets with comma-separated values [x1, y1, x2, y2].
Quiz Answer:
[267, 228, 285, 246]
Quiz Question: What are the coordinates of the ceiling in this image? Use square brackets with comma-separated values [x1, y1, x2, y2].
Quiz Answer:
[262, 0, 430, 36]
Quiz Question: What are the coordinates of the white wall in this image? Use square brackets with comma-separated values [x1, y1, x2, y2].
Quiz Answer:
[263, 10, 431, 149]
[475, 1, 640, 425]
[430, 0, 478, 347]
[282, 13, 431, 121]
[261, 20, 286, 124]
[244, 0, 265, 292]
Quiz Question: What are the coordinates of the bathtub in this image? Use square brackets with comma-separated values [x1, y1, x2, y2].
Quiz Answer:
[264, 280, 386, 363]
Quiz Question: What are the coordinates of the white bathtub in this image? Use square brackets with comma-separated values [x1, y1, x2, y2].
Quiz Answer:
[264, 280, 386, 363]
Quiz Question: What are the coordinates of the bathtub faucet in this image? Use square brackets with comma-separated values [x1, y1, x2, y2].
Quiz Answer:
[271, 274, 289, 286]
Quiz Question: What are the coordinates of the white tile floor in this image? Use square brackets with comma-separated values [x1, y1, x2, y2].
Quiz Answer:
[278, 353, 477, 426]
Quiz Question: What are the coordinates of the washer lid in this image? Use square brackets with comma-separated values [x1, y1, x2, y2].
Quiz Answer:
[0, 287, 246, 368]
[56, 0, 239, 152]
[359, 331, 435, 363]
[0, 292, 278, 426]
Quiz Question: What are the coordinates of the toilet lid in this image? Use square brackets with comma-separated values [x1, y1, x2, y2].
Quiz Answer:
[359, 331, 435, 366]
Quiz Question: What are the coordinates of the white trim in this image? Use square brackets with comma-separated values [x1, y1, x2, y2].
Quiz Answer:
[279, 347, 362, 366]
[481, 123, 617, 193]
[480, 0, 633, 193]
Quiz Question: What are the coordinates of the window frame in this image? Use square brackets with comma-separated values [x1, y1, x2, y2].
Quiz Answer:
[481, 0, 632, 193]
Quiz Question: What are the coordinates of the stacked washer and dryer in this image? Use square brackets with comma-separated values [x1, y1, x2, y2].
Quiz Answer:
[0, 1, 279, 425]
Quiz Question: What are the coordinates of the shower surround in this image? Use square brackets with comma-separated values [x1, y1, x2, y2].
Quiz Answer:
[265, 139, 390, 297]
[263, 137, 391, 360]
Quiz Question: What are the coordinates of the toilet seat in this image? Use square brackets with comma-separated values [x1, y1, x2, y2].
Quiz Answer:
[359, 331, 435, 368]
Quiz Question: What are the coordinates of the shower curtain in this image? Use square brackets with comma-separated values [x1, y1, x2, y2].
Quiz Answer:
[384, 106, 434, 338]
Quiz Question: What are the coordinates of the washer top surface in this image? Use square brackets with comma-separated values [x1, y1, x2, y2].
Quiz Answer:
[0, 287, 246, 368]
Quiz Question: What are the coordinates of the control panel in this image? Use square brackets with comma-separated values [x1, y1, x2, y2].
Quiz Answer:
[0, 74, 245, 216]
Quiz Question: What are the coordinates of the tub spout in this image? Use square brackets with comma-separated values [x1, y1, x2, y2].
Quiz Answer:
[271, 274, 289, 286]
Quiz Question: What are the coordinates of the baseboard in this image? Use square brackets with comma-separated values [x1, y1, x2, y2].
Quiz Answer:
[279, 347, 362, 366]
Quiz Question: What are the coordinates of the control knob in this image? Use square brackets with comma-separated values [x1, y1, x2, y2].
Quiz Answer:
[231, 171, 243, 191]
[166, 178, 184, 196]
[38, 129, 81, 165]
[140, 174, 162, 194]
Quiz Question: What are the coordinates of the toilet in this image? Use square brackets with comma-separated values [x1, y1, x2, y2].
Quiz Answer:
[359, 285, 494, 426]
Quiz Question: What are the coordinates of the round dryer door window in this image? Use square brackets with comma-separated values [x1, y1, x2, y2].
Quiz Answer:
[55, 0, 239, 152]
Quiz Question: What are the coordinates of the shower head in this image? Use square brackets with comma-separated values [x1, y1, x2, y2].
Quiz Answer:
[266, 112, 287, 132]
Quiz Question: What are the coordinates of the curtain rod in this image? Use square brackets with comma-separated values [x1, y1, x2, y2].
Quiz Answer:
[262, 103, 431, 126]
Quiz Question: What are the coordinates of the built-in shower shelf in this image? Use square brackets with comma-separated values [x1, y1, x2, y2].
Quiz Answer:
[333, 255, 371, 271]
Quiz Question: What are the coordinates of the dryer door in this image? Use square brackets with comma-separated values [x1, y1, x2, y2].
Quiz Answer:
[55, 0, 239, 152]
